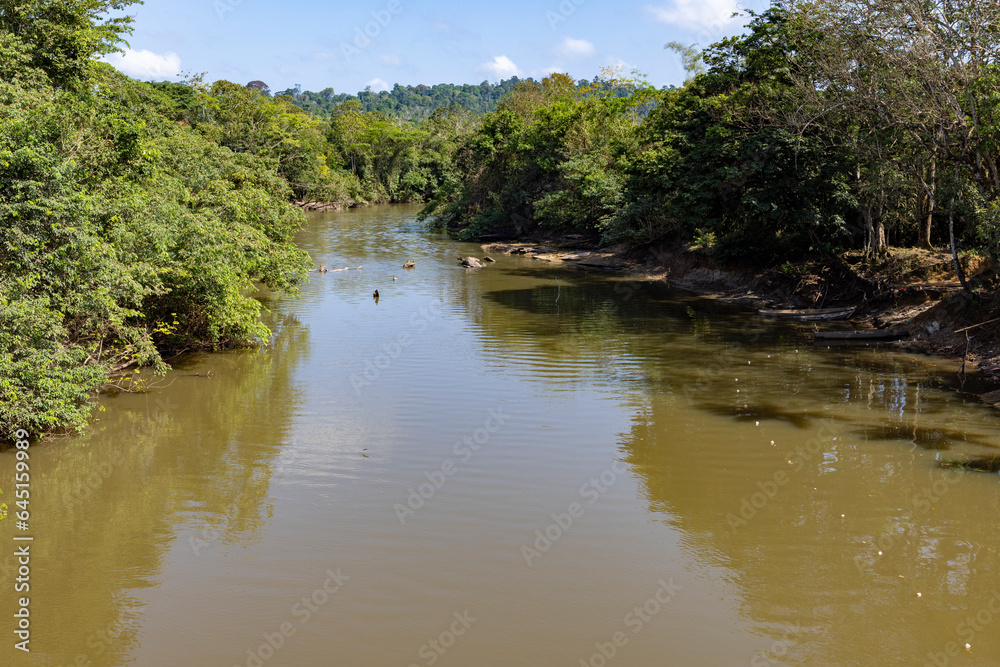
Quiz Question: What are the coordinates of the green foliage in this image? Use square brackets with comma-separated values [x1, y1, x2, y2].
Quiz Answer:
[422, 2, 998, 270]
[691, 229, 716, 250]
[430, 10, 859, 264]
[423, 74, 652, 238]
[0, 12, 311, 440]
[327, 102, 472, 204]
[6, 0, 999, 438]
[206, 81, 334, 200]
[286, 79, 528, 121]
[604, 8, 857, 262]
[307, 76, 646, 121]
[0, 295, 109, 437]
[0, 0, 141, 90]
[533, 153, 625, 230]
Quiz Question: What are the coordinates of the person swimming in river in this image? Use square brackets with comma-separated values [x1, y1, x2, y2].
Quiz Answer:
[373, 289, 379, 299]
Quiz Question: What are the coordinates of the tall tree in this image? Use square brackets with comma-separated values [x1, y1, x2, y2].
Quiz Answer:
[785, 0, 1000, 275]
[0, 0, 140, 89]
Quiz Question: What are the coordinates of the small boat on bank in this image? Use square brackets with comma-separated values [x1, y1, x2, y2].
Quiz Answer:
[813, 328, 910, 341]
[758, 306, 856, 321]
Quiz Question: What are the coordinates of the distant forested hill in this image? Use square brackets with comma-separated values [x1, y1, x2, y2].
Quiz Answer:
[274, 77, 660, 121]
[275, 79, 529, 120]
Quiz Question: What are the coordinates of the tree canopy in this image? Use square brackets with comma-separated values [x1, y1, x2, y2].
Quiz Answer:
[4, 0, 1000, 440]
[0, 0, 140, 88]
[424, 2, 1000, 272]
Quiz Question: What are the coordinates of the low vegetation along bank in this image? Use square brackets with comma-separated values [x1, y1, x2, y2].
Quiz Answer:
[3, 0, 1000, 440]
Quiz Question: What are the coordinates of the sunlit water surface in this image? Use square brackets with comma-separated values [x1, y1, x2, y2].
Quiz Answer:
[3, 205, 1000, 666]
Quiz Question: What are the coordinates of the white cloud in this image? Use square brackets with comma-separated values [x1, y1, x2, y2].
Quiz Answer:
[477, 55, 522, 80]
[375, 53, 404, 66]
[606, 56, 636, 72]
[646, 0, 741, 32]
[104, 48, 181, 79]
[554, 37, 596, 60]
[366, 77, 391, 92]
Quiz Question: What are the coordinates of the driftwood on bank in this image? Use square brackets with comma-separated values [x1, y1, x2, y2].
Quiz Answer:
[294, 199, 357, 212]
[758, 307, 857, 321]
[813, 328, 910, 340]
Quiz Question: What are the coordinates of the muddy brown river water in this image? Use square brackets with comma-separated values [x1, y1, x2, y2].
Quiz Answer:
[2, 204, 1000, 666]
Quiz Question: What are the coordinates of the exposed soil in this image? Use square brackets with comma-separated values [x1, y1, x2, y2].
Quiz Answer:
[483, 237, 1000, 406]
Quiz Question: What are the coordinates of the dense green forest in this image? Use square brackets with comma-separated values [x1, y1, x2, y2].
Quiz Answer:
[425, 2, 1000, 275]
[0, 1, 311, 438]
[0, 0, 477, 439]
[281, 77, 651, 121]
[280, 79, 527, 120]
[3, 0, 999, 440]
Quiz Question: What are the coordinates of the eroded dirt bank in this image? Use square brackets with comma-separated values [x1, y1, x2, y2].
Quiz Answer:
[482, 239, 1000, 406]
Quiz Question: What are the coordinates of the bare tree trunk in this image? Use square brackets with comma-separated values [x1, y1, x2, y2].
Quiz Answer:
[918, 159, 935, 250]
[861, 205, 875, 255]
[984, 152, 1000, 191]
[874, 205, 886, 251]
[856, 165, 886, 255]
[948, 193, 968, 290]
[860, 204, 885, 254]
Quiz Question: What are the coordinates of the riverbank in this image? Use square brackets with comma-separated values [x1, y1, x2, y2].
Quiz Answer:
[294, 198, 426, 212]
[481, 238, 1000, 404]
[293, 199, 359, 212]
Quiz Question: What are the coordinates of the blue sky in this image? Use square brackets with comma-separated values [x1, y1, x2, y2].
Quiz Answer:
[105, 0, 772, 94]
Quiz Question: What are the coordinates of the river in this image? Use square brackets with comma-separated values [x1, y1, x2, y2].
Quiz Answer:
[2, 204, 1000, 666]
